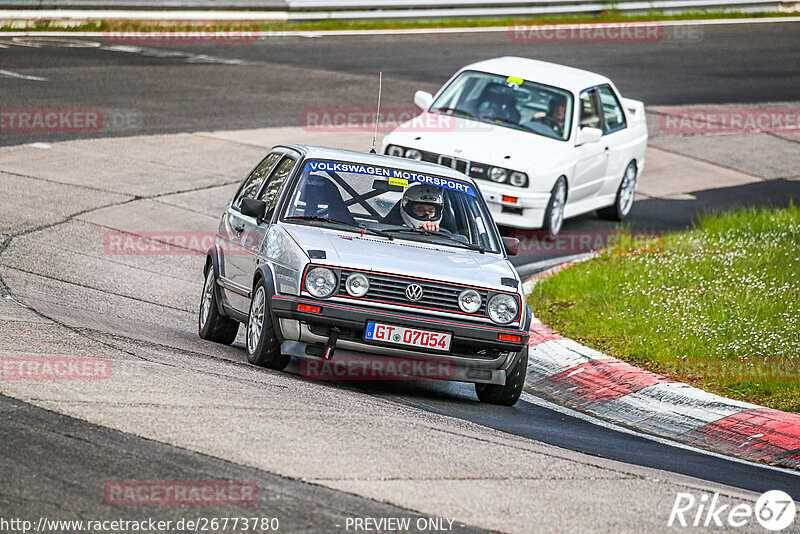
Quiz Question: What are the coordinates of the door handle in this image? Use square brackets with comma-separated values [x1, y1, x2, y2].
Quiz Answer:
[234, 224, 245, 233]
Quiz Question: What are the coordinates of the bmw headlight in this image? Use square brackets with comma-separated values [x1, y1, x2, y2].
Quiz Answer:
[405, 148, 422, 160]
[345, 273, 370, 297]
[305, 267, 337, 299]
[489, 167, 508, 183]
[509, 171, 528, 188]
[458, 289, 482, 314]
[386, 145, 405, 157]
[488, 294, 518, 324]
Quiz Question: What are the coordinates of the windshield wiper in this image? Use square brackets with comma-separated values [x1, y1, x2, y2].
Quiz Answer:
[481, 115, 532, 132]
[284, 216, 393, 240]
[285, 216, 343, 225]
[431, 107, 476, 119]
[383, 227, 485, 253]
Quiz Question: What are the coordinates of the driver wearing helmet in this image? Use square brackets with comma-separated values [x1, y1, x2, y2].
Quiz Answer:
[400, 184, 444, 231]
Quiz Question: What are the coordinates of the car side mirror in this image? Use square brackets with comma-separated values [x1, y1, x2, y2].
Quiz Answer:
[414, 90, 433, 110]
[576, 126, 603, 146]
[240, 198, 267, 222]
[502, 236, 520, 256]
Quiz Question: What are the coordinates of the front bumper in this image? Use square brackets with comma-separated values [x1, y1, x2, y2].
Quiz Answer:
[479, 183, 551, 229]
[271, 295, 529, 384]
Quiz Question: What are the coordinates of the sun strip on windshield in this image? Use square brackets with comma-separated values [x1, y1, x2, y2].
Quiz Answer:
[304, 161, 476, 197]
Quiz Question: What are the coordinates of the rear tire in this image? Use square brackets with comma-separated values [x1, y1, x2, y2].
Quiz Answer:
[198, 266, 239, 345]
[542, 177, 567, 237]
[598, 161, 637, 221]
[246, 278, 290, 370]
[475, 347, 528, 406]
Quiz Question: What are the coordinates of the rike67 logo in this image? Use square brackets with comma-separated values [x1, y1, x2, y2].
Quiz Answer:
[669, 490, 796, 531]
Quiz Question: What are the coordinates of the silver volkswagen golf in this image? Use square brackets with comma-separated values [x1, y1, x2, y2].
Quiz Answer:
[199, 145, 531, 405]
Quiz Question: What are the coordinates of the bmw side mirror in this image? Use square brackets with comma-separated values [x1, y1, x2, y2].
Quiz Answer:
[240, 198, 267, 222]
[576, 126, 603, 146]
[502, 236, 520, 256]
[414, 90, 433, 110]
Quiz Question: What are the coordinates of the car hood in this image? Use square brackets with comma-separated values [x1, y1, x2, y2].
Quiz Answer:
[387, 113, 568, 168]
[283, 224, 517, 292]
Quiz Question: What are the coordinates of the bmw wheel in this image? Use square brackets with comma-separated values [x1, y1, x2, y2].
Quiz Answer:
[598, 161, 637, 221]
[542, 177, 567, 237]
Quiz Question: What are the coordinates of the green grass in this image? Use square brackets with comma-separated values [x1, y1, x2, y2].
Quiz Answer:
[2, 10, 799, 33]
[528, 205, 800, 413]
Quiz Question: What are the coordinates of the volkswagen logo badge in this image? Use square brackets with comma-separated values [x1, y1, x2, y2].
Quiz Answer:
[405, 284, 424, 302]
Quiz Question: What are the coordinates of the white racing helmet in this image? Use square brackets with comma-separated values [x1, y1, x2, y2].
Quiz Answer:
[401, 184, 444, 228]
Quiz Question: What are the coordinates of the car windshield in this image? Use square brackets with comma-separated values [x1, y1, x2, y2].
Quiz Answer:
[430, 70, 574, 141]
[282, 160, 501, 253]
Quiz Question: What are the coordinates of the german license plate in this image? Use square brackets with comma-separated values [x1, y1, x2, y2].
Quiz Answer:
[365, 322, 452, 352]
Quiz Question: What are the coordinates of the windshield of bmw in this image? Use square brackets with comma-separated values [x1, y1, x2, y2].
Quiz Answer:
[282, 160, 501, 253]
[430, 70, 574, 141]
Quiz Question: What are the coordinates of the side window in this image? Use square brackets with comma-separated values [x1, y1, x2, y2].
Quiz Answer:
[258, 156, 296, 220]
[598, 86, 627, 133]
[232, 153, 281, 209]
[579, 90, 601, 129]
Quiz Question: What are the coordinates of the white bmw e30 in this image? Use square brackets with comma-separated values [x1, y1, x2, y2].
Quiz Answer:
[382, 57, 648, 235]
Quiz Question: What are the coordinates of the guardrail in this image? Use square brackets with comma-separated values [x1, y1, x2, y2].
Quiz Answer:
[0, 0, 792, 21]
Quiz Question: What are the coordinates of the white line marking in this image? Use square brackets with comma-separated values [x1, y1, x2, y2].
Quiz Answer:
[566, 367, 586, 378]
[0, 17, 798, 39]
[0, 69, 46, 81]
[28, 143, 51, 149]
[520, 391, 800, 476]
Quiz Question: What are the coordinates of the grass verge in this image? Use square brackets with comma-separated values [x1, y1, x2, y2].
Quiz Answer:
[527, 204, 800, 413]
[1, 10, 799, 33]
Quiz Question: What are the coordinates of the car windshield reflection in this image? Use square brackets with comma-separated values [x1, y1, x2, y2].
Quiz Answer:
[282, 160, 500, 253]
[430, 70, 574, 141]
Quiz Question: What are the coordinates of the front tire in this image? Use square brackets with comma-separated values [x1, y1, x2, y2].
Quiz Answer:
[246, 278, 290, 370]
[198, 266, 239, 345]
[598, 161, 637, 221]
[542, 177, 567, 237]
[475, 347, 528, 406]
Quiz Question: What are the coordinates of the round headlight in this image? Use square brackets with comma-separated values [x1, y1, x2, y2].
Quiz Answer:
[487, 294, 518, 324]
[387, 145, 404, 157]
[489, 167, 508, 183]
[509, 171, 528, 187]
[458, 289, 482, 314]
[305, 267, 337, 299]
[405, 148, 422, 160]
[345, 273, 370, 297]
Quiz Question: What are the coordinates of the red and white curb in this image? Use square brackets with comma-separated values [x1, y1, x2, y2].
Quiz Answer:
[522, 263, 800, 470]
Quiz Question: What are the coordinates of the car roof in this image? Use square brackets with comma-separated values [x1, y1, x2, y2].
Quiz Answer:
[282, 144, 477, 184]
[459, 56, 611, 93]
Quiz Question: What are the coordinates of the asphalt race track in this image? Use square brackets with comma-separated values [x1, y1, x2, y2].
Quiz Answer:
[2, 21, 800, 144]
[1, 20, 800, 532]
